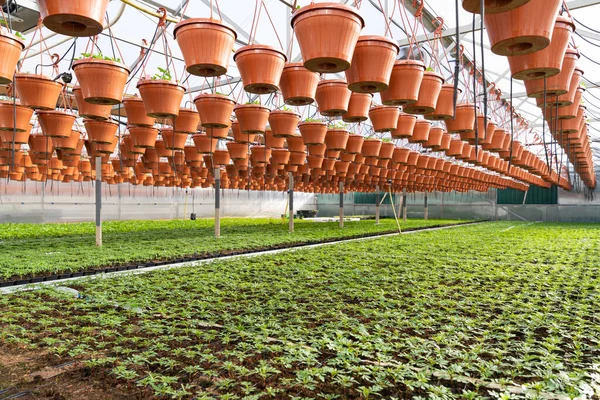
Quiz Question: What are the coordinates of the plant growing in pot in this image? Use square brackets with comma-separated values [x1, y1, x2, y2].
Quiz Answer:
[0, 28, 25, 84]
[37, 0, 110, 37]
[73, 53, 130, 105]
[137, 67, 185, 118]
[324, 122, 350, 151]
[14, 73, 63, 110]
[194, 92, 235, 128]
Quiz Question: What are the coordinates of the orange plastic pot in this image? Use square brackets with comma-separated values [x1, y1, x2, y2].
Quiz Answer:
[38, 0, 110, 37]
[445, 103, 476, 134]
[403, 71, 444, 115]
[269, 110, 300, 137]
[174, 18, 237, 77]
[161, 129, 187, 151]
[264, 129, 286, 148]
[291, 151, 308, 166]
[234, 45, 287, 94]
[213, 149, 231, 165]
[193, 134, 218, 153]
[172, 108, 200, 134]
[234, 104, 270, 134]
[73, 86, 111, 120]
[250, 145, 272, 164]
[73, 59, 129, 105]
[361, 139, 382, 158]
[307, 143, 326, 157]
[425, 85, 458, 121]
[206, 126, 230, 139]
[484, 0, 561, 56]
[524, 48, 579, 98]
[446, 139, 465, 157]
[123, 97, 156, 127]
[0, 101, 33, 132]
[194, 93, 235, 128]
[507, 16, 574, 81]
[423, 127, 444, 149]
[84, 119, 118, 144]
[391, 113, 417, 139]
[137, 80, 185, 118]
[129, 126, 159, 148]
[0, 123, 31, 145]
[279, 62, 319, 106]
[306, 155, 324, 168]
[0, 31, 24, 84]
[343, 92, 372, 123]
[393, 147, 410, 164]
[381, 60, 425, 106]
[231, 120, 256, 143]
[369, 106, 399, 132]
[14, 74, 62, 110]
[325, 129, 350, 151]
[286, 135, 306, 153]
[299, 121, 327, 145]
[408, 120, 432, 143]
[38, 111, 76, 138]
[345, 134, 364, 154]
[272, 148, 291, 165]
[462, 0, 531, 14]
[291, 2, 364, 73]
[315, 79, 352, 117]
[345, 35, 399, 93]
[379, 142, 394, 159]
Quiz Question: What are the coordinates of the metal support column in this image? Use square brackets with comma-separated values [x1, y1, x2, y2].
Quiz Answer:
[95, 156, 102, 247]
[375, 185, 380, 224]
[339, 181, 344, 228]
[424, 193, 429, 220]
[214, 168, 221, 238]
[288, 172, 294, 233]
[402, 189, 407, 221]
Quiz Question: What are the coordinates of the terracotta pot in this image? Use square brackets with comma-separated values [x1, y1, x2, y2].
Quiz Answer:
[14, 74, 62, 110]
[251, 145, 272, 164]
[234, 104, 270, 134]
[225, 142, 248, 160]
[231, 120, 256, 143]
[485, 128, 510, 152]
[172, 108, 200, 134]
[279, 62, 319, 106]
[308, 143, 327, 157]
[423, 127, 444, 149]
[403, 71, 444, 115]
[38, 111, 76, 138]
[84, 119, 118, 144]
[425, 85, 459, 121]
[72, 85, 110, 120]
[306, 155, 324, 168]
[343, 92, 372, 123]
[0, 31, 24, 84]
[137, 80, 185, 118]
[123, 97, 156, 127]
[315, 79, 352, 117]
[193, 134, 218, 153]
[325, 129, 350, 151]
[473, 116, 496, 145]
[381, 60, 426, 106]
[369, 106, 399, 132]
[52, 130, 80, 151]
[447, 139, 465, 157]
[269, 110, 300, 137]
[392, 147, 410, 164]
[507, 16, 574, 81]
[0, 101, 33, 132]
[409, 120, 432, 143]
[0, 123, 32, 145]
[345, 134, 364, 154]
[194, 93, 235, 128]
[462, 0, 531, 14]
[292, 3, 364, 73]
[264, 129, 286, 148]
[272, 148, 291, 165]
[485, 0, 562, 56]
[234, 45, 287, 94]
[345, 36, 399, 93]
[289, 151, 307, 166]
[129, 126, 159, 148]
[445, 103, 476, 134]
[379, 142, 394, 159]
[174, 18, 237, 77]
[213, 149, 231, 165]
[391, 113, 417, 139]
[524, 48, 579, 98]
[552, 68, 584, 108]
[38, 0, 110, 37]
[437, 133, 452, 152]
[285, 135, 306, 153]
[361, 139, 382, 158]
[73, 59, 129, 105]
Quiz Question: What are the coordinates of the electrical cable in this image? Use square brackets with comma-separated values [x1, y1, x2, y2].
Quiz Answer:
[452, 0, 460, 116]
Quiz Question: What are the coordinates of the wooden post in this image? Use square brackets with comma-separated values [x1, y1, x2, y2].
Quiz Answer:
[288, 172, 294, 233]
[214, 168, 221, 238]
[95, 156, 102, 247]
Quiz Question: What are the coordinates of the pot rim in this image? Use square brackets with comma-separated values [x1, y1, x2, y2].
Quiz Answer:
[270, 109, 301, 117]
[72, 58, 131, 74]
[0, 30, 25, 48]
[356, 35, 400, 51]
[193, 93, 235, 103]
[291, 2, 365, 29]
[233, 44, 287, 62]
[173, 18, 237, 40]
[136, 79, 185, 90]
[233, 103, 270, 112]
[317, 79, 348, 87]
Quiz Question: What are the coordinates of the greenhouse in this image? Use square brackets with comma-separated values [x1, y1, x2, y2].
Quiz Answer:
[0, 0, 599, 399]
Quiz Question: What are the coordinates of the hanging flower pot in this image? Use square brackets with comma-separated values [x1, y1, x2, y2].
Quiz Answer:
[325, 129, 350, 151]
[291, 3, 364, 73]
[213, 149, 231, 165]
[423, 127, 444, 149]
[269, 110, 300, 137]
[345, 36, 399, 93]
[391, 113, 417, 139]
[194, 93, 235, 128]
[306, 155, 324, 169]
[485, 0, 562, 56]
[226, 141, 249, 160]
[403, 71, 444, 115]
[73, 85, 111, 120]
[272, 148, 291, 165]
[129, 126, 159, 148]
[193, 133, 219, 153]
[343, 93, 372, 123]
[52, 130, 80, 151]
[14, 74, 63, 110]
[369, 106, 399, 132]
[299, 121, 327, 145]
[251, 145, 272, 164]
[232, 120, 256, 143]
[73, 58, 130, 105]
[234, 104, 270, 134]
[462, 0, 531, 14]
[425, 85, 459, 121]
[315, 79, 352, 117]
[361, 138, 382, 158]
[447, 139, 465, 157]
[0, 101, 33, 133]
[379, 142, 394, 159]
[524, 47, 579, 98]
[38, 111, 76, 138]
[345, 134, 364, 154]
[286, 135, 306, 153]
[234, 45, 287, 94]
[38, 0, 110, 37]
[279, 62, 319, 106]
[172, 108, 200, 134]
[445, 103, 476, 134]
[381, 60, 426, 106]
[205, 126, 230, 139]
[174, 18, 237, 77]
[264, 128, 286, 148]
[409, 120, 432, 143]
[84, 119, 118, 144]
[0, 123, 31, 145]
[123, 96, 156, 127]
[507, 16, 574, 81]
[0, 30, 24, 85]
[289, 151, 307, 165]
[307, 143, 326, 157]
[137, 79, 185, 118]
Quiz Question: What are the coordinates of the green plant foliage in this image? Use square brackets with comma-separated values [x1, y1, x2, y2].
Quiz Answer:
[152, 67, 172, 81]
[327, 121, 348, 129]
[1, 222, 598, 399]
[76, 52, 122, 63]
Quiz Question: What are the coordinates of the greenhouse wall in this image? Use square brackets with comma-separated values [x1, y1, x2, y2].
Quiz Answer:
[0, 180, 316, 223]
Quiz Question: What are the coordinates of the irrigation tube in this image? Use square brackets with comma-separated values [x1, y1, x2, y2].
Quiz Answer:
[1, 222, 487, 295]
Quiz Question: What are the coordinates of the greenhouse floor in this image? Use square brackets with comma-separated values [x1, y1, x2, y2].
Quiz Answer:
[1, 221, 599, 399]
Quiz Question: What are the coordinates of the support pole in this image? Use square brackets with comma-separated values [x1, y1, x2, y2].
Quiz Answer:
[288, 172, 294, 233]
[375, 185, 380, 224]
[95, 156, 102, 247]
[214, 168, 221, 238]
[424, 193, 429, 220]
[402, 188, 407, 221]
[339, 181, 344, 228]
